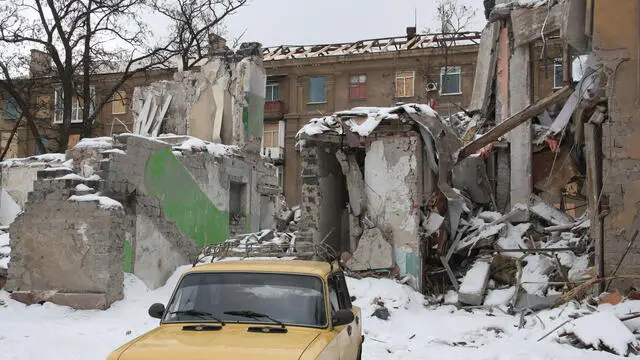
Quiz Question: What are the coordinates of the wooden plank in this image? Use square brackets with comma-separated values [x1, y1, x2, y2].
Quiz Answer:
[584, 111, 604, 288]
[509, 44, 532, 220]
[562, 0, 588, 52]
[151, 95, 172, 138]
[511, 1, 564, 48]
[469, 22, 501, 114]
[457, 86, 572, 162]
[134, 92, 153, 135]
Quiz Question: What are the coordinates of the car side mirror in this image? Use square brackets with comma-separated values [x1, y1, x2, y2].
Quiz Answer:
[332, 309, 355, 327]
[148, 303, 166, 319]
[350, 296, 357, 302]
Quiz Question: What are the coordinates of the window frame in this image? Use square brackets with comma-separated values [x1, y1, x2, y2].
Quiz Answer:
[262, 122, 280, 148]
[553, 59, 564, 89]
[111, 90, 127, 115]
[440, 66, 462, 96]
[3, 95, 20, 120]
[266, 82, 281, 102]
[308, 77, 327, 104]
[328, 271, 352, 312]
[395, 71, 415, 98]
[53, 86, 96, 124]
[349, 74, 367, 100]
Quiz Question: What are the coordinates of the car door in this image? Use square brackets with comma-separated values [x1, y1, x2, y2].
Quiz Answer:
[335, 271, 361, 359]
[328, 272, 359, 360]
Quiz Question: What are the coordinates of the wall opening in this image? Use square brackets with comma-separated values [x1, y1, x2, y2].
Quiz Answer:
[229, 181, 247, 235]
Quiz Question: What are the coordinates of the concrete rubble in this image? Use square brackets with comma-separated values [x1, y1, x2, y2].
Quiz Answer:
[0, 40, 281, 310]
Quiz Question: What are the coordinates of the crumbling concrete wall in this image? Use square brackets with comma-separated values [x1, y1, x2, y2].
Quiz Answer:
[7, 177, 125, 309]
[594, 1, 640, 283]
[108, 134, 278, 289]
[364, 135, 423, 288]
[132, 43, 265, 154]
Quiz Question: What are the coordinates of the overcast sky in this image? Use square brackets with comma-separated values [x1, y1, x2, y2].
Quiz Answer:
[149, 0, 488, 48]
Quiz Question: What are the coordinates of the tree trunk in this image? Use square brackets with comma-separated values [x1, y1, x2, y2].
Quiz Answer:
[81, 1, 93, 140]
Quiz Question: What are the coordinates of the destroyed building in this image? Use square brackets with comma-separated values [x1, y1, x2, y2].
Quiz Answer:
[3, 42, 280, 309]
[291, 0, 640, 306]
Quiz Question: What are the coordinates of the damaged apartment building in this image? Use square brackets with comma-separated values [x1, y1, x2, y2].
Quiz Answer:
[292, 0, 640, 303]
[3, 42, 281, 309]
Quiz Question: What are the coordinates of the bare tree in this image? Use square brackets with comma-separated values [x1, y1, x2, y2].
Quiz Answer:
[434, 0, 476, 91]
[0, 0, 174, 152]
[153, 0, 248, 71]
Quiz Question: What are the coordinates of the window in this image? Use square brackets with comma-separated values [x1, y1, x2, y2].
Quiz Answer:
[440, 66, 462, 95]
[164, 272, 328, 328]
[53, 87, 96, 124]
[328, 272, 352, 313]
[308, 77, 326, 103]
[35, 96, 52, 118]
[395, 71, 415, 98]
[112, 90, 127, 115]
[553, 59, 563, 89]
[3, 96, 20, 120]
[263, 122, 279, 148]
[266, 83, 280, 101]
[349, 74, 367, 99]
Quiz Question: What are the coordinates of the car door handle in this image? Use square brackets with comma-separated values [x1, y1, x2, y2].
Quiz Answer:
[347, 325, 352, 336]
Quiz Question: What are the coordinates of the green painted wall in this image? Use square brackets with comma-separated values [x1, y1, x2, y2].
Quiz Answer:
[123, 239, 133, 273]
[144, 148, 230, 247]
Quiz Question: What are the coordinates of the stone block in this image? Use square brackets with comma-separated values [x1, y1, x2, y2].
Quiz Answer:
[346, 228, 393, 271]
[458, 258, 492, 305]
[10, 291, 111, 310]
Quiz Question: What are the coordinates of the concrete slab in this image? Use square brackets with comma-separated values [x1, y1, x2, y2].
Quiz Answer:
[346, 228, 393, 271]
[459, 258, 492, 305]
[10, 291, 109, 310]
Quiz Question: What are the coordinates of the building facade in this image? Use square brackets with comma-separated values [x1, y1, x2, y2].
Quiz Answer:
[261, 29, 564, 205]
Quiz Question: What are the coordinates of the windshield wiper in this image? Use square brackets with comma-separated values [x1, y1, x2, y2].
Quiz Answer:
[224, 310, 286, 328]
[170, 309, 226, 325]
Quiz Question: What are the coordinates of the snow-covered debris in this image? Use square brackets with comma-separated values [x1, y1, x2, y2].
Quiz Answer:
[68, 194, 123, 210]
[169, 136, 239, 157]
[0, 231, 10, 270]
[74, 137, 113, 149]
[102, 148, 126, 155]
[75, 184, 93, 192]
[0, 153, 66, 168]
[484, 287, 516, 306]
[56, 173, 101, 181]
[175, 136, 207, 151]
[205, 143, 239, 157]
[521, 255, 555, 296]
[560, 312, 640, 356]
[297, 103, 437, 139]
[459, 259, 491, 305]
[197, 230, 297, 262]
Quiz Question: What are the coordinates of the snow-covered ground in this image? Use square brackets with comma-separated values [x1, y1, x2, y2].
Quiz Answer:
[0, 266, 637, 360]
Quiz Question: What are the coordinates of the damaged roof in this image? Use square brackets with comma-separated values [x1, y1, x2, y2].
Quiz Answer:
[296, 103, 439, 139]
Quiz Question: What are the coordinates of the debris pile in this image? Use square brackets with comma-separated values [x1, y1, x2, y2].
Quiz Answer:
[196, 229, 298, 263]
[428, 194, 592, 309]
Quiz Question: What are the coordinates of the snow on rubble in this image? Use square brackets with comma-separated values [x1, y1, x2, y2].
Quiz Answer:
[1, 264, 637, 360]
[0, 153, 67, 168]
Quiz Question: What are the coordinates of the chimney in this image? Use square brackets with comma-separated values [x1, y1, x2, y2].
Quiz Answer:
[406, 26, 417, 40]
[30, 49, 52, 77]
[208, 33, 229, 56]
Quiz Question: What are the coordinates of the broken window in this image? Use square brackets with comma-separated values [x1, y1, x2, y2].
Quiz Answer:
[395, 71, 415, 97]
[53, 87, 96, 124]
[263, 122, 280, 148]
[553, 59, 563, 89]
[349, 74, 367, 99]
[266, 82, 280, 101]
[112, 90, 127, 115]
[308, 77, 326, 103]
[440, 66, 462, 95]
[3, 95, 20, 120]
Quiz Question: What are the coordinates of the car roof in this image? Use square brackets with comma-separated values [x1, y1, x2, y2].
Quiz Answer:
[188, 260, 334, 277]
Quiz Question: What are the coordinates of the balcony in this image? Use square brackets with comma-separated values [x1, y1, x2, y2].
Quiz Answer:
[261, 147, 285, 163]
[264, 100, 285, 119]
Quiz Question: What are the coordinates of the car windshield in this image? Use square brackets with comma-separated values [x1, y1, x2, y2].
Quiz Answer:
[163, 272, 328, 328]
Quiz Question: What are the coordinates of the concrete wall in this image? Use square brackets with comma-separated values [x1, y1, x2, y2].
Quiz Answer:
[7, 178, 125, 309]
[1, 166, 43, 208]
[364, 135, 423, 288]
[594, 0, 640, 284]
[109, 135, 278, 289]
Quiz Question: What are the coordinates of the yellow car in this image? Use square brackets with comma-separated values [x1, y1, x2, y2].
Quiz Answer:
[107, 260, 363, 360]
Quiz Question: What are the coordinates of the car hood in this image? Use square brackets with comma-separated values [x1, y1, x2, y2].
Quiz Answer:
[116, 324, 322, 360]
